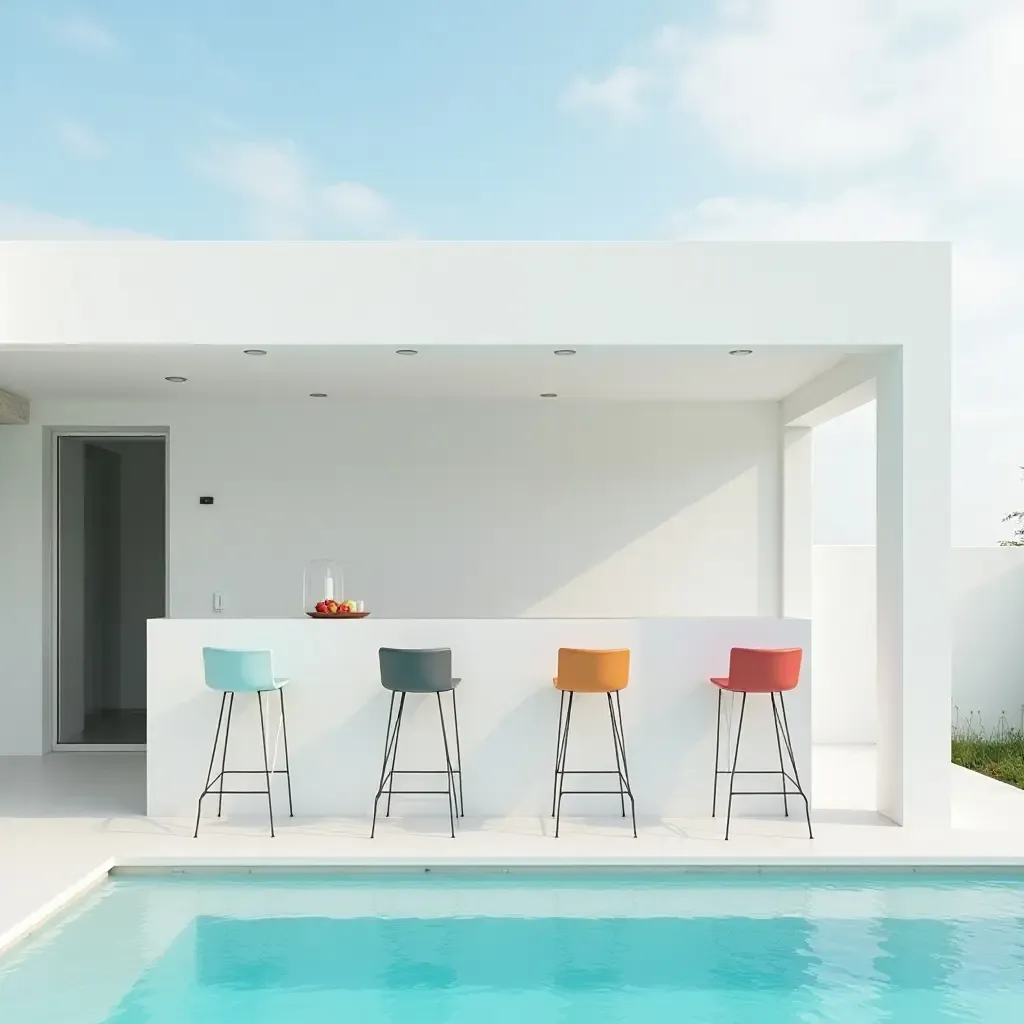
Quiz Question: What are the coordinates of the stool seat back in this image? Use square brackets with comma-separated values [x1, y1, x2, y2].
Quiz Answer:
[379, 647, 455, 693]
[202, 647, 275, 693]
[726, 647, 802, 693]
[555, 648, 630, 693]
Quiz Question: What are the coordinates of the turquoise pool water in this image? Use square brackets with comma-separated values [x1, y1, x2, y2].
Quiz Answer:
[2, 872, 1024, 1022]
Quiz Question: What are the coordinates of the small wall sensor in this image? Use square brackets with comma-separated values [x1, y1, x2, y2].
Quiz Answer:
[199, 496, 214, 505]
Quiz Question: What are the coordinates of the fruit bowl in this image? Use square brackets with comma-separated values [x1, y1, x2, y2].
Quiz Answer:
[306, 610, 371, 619]
[307, 598, 368, 618]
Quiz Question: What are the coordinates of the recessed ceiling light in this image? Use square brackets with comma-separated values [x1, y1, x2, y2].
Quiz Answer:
[309, 392, 328, 398]
[243, 348, 267, 356]
[553, 349, 576, 356]
[164, 376, 187, 383]
[396, 349, 418, 356]
[729, 348, 753, 356]
[540, 392, 558, 399]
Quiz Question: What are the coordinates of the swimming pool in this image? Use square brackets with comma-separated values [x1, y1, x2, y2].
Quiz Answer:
[1, 871, 1023, 1021]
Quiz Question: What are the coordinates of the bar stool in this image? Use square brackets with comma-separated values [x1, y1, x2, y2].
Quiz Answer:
[552, 647, 636, 838]
[371, 647, 463, 839]
[193, 647, 294, 838]
[710, 647, 811, 840]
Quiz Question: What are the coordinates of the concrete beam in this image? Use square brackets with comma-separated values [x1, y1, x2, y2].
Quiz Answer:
[783, 353, 881, 427]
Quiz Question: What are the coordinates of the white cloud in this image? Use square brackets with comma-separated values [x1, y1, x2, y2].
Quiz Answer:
[570, 1, 1024, 190]
[196, 139, 403, 239]
[561, 66, 653, 121]
[321, 181, 391, 223]
[52, 14, 116, 53]
[668, 0, 1024, 190]
[950, 238, 1024, 327]
[197, 139, 309, 239]
[54, 117, 107, 159]
[0, 204, 150, 239]
[671, 189, 933, 243]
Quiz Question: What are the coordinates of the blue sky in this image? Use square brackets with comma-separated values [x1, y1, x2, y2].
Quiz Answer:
[2, 1, 1024, 544]
[0, 1, 722, 240]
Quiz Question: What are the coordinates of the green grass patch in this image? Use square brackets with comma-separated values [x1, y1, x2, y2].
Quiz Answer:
[952, 713, 1024, 789]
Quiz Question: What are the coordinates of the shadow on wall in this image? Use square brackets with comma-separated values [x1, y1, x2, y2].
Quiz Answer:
[170, 401, 781, 619]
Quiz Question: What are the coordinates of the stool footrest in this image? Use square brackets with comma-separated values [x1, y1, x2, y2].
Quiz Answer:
[381, 789, 453, 796]
[714, 768, 801, 790]
[558, 789, 630, 796]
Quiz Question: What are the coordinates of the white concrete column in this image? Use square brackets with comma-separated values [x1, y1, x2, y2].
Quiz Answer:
[782, 425, 813, 620]
[0, 423, 47, 754]
[875, 344, 951, 826]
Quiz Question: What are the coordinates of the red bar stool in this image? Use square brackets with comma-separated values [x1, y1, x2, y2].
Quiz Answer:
[710, 647, 812, 840]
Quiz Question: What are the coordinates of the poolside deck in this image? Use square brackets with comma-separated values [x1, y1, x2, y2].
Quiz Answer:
[2, 745, 1024, 953]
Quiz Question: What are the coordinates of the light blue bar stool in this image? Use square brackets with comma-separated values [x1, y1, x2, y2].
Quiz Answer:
[193, 647, 294, 837]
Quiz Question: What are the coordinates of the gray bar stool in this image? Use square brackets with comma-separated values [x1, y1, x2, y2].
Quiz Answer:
[371, 647, 463, 838]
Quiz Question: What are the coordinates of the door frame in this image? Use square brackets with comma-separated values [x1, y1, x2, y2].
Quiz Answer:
[48, 427, 170, 752]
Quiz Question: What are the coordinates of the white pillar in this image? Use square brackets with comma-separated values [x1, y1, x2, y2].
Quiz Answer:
[875, 344, 951, 826]
[0, 423, 48, 754]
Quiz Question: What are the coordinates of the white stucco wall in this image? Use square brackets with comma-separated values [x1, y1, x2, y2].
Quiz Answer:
[0, 396, 783, 754]
[812, 545, 1024, 744]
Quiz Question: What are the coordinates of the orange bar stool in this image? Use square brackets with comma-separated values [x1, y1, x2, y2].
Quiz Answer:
[552, 647, 636, 838]
[711, 647, 812, 840]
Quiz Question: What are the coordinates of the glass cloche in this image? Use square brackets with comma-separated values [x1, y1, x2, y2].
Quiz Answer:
[303, 559, 344, 615]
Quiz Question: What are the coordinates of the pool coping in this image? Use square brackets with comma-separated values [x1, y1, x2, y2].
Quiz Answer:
[6, 850, 1024, 959]
[0, 859, 113, 958]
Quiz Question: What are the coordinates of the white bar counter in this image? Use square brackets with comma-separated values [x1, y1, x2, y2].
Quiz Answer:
[148, 617, 811, 821]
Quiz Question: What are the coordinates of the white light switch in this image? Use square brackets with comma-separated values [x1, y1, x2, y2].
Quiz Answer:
[213, 592, 224, 613]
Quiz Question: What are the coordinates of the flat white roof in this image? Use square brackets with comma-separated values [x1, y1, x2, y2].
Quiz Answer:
[0, 241, 949, 351]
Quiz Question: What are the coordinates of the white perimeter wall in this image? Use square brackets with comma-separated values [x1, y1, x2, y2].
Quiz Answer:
[0, 397, 783, 754]
[813, 545, 1024, 743]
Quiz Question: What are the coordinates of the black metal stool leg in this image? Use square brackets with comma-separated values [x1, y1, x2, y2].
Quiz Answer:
[451, 690, 464, 817]
[712, 688, 722, 817]
[606, 694, 626, 818]
[612, 691, 637, 838]
[279, 688, 294, 817]
[770, 693, 789, 817]
[257, 691, 275, 837]
[551, 689, 567, 816]
[385, 692, 407, 818]
[777, 693, 813, 839]
[554, 692, 574, 838]
[217, 692, 235, 817]
[194, 692, 227, 838]
[371, 691, 402, 838]
[724, 693, 747, 841]
[436, 693, 456, 839]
